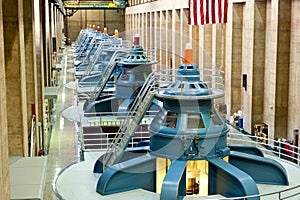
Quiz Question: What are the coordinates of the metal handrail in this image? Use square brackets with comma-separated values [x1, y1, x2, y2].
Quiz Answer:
[226, 131, 300, 199]
[82, 41, 111, 76]
[79, 111, 157, 151]
[228, 131, 300, 165]
[218, 184, 300, 199]
[29, 115, 36, 157]
[92, 49, 129, 99]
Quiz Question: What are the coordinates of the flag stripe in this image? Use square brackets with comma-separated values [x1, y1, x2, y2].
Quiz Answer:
[193, 0, 198, 25]
[188, 0, 191, 25]
[188, 0, 228, 25]
[200, 0, 204, 25]
[206, 0, 209, 24]
[211, 0, 215, 24]
[218, 0, 222, 23]
[224, 0, 228, 23]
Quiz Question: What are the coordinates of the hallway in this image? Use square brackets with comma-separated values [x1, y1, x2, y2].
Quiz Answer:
[43, 49, 82, 200]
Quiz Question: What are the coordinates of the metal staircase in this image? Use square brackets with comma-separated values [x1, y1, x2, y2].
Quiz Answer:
[80, 38, 98, 62]
[81, 42, 110, 76]
[76, 48, 126, 100]
[102, 72, 158, 169]
[91, 50, 128, 100]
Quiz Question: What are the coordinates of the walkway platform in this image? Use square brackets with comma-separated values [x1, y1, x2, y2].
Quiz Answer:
[10, 156, 47, 200]
[54, 149, 300, 200]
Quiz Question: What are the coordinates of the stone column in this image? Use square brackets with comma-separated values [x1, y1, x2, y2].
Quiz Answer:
[182, 9, 189, 62]
[0, 0, 10, 197]
[155, 11, 161, 71]
[192, 25, 199, 65]
[212, 24, 225, 71]
[149, 12, 153, 50]
[48, 2, 54, 86]
[125, 13, 131, 41]
[24, 0, 41, 155]
[64, 13, 69, 40]
[141, 12, 145, 47]
[166, 10, 172, 69]
[55, 9, 61, 52]
[43, 0, 52, 87]
[3, 0, 29, 155]
[145, 12, 150, 49]
[161, 11, 167, 70]
[199, 25, 212, 70]
[264, 0, 290, 139]
[158, 11, 162, 70]
[138, 13, 142, 41]
[173, 9, 181, 68]
[288, 0, 300, 139]
[274, 0, 291, 139]
[38, 0, 46, 151]
[134, 13, 138, 37]
[242, 0, 266, 134]
[225, 2, 244, 117]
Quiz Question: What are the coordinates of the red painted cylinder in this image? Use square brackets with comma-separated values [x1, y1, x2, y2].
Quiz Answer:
[134, 36, 139, 46]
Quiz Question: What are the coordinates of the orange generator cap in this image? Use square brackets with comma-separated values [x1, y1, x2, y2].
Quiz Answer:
[183, 43, 193, 64]
[103, 27, 108, 34]
[114, 29, 119, 38]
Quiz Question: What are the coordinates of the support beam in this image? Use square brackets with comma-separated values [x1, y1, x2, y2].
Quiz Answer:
[160, 160, 187, 200]
[97, 155, 156, 195]
[229, 151, 288, 185]
[208, 157, 259, 199]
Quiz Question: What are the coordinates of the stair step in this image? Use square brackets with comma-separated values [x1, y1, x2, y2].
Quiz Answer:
[102, 76, 156, 169]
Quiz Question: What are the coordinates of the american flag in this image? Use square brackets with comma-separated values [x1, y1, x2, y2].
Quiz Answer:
[188, 0, 228, 25]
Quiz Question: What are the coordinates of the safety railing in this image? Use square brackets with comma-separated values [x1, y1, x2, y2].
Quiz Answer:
[77, 80, 115, 89]
[226, 130, 300, 199]
[218, 184, 300, 200]
[80, 39, 131, 77]
[81, 41, 111, 75]
[91, 50, 129, 100]
[153, 68, 225, 99]
[228, 131, 300, 165]
[121, 40, 132, 49]
[118, 48, 157, 64]
[76, 80, 116, 100]
[79, 111, 157, 151]
[144, 48, 157, 63]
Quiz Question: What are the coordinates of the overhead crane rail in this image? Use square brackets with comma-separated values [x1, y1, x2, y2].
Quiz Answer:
[64, 0, 127, 9]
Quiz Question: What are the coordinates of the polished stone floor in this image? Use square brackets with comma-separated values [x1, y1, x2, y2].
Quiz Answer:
[43, 49, 82, 200]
